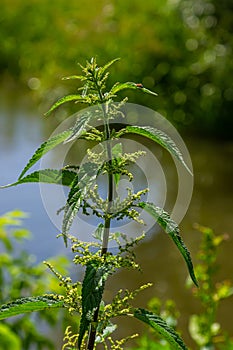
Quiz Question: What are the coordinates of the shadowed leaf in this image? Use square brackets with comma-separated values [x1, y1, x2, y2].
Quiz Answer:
[78, 261, 110, 349]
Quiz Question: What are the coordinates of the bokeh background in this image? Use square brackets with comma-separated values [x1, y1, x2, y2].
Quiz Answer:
[1, 0, 233, 136]
[0, 0, 232, 348]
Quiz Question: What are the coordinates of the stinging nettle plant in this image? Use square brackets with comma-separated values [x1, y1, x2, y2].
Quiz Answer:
[0, 58, 198, 350]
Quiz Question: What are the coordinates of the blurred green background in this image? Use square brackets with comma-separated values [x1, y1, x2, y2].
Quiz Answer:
[1, 0, 233, 138]
[0, 0, 233, 348]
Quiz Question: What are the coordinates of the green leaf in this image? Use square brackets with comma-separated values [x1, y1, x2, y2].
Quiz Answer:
[112, 143, 122, 158]
[18, 129, 72, 179]
[100, 58, 120, 74]
[78, 261, 110, 349]
[44, 94, 85, 116]
[113, 173, 121, 188]
[0, 323, 21, 349]
[133, 308, 188, 350]
[118, 126, 192, 174]
[188, 314, 209, 346]
[1, 169, 77, 188]
[62, 162, 100, 245]
[112, 143, 123, 186]
[110, 82, 157, 96]
[95, 321, 117, 343]
[141, 86, 158, 96]
[62, 75, 85, 80]
[92, 223, 104, 241]
[0, 210, 28, 227]
[138, 202, 198, 286]
[0, 295, 64, 320]
[64, 111, 92, 143]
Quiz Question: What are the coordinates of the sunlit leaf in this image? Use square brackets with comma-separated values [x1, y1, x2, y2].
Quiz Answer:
[138, 202, 198, 286]
[0, 210, 28, 227]
[0, 323, 21, 349]
[12, 228, 31, 240]
[110, 82, 157, 96]
[18, 129, 72, 179]
[0, 295, 64, 320]
[141, 86, 158, 96]
[133, 308, 188, 350]
[118, 126, 192, 174]
[1, 169, 76, 188]
[100, 58, 120, 74]
[44, 94, 85, 116]
[62, 75, 85, 80]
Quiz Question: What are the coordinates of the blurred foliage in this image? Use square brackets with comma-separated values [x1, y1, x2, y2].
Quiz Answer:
[0, 210, 75, 349]
[186, 224, 233, 349]
[0, 0, 232, 137]
[128, 224, 233, 350]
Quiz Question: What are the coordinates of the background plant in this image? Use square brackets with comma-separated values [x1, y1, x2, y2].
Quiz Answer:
[0, 210, 75, 350]
[0, 58, 197, 349]
[186, 224, 233, 350]
[129, 224, 233, 350]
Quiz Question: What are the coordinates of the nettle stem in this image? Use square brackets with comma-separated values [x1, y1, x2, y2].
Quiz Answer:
[86, 88, 113, 350]
[86, 155, 113, 350]
[102, 115, 113, 255]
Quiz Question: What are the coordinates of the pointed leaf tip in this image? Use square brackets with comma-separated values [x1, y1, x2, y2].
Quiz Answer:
[133, 308, 188, 350]
[109, 82, 157, 96]
[138, 202, 198, 286]
[44, 94, 85, 116]
[139, 85, 158, 96]
[1, 169, 77, 188]
[101, 58, 120, 73]
[18, 129, 72, 179]
[118, 126, 192, 175]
